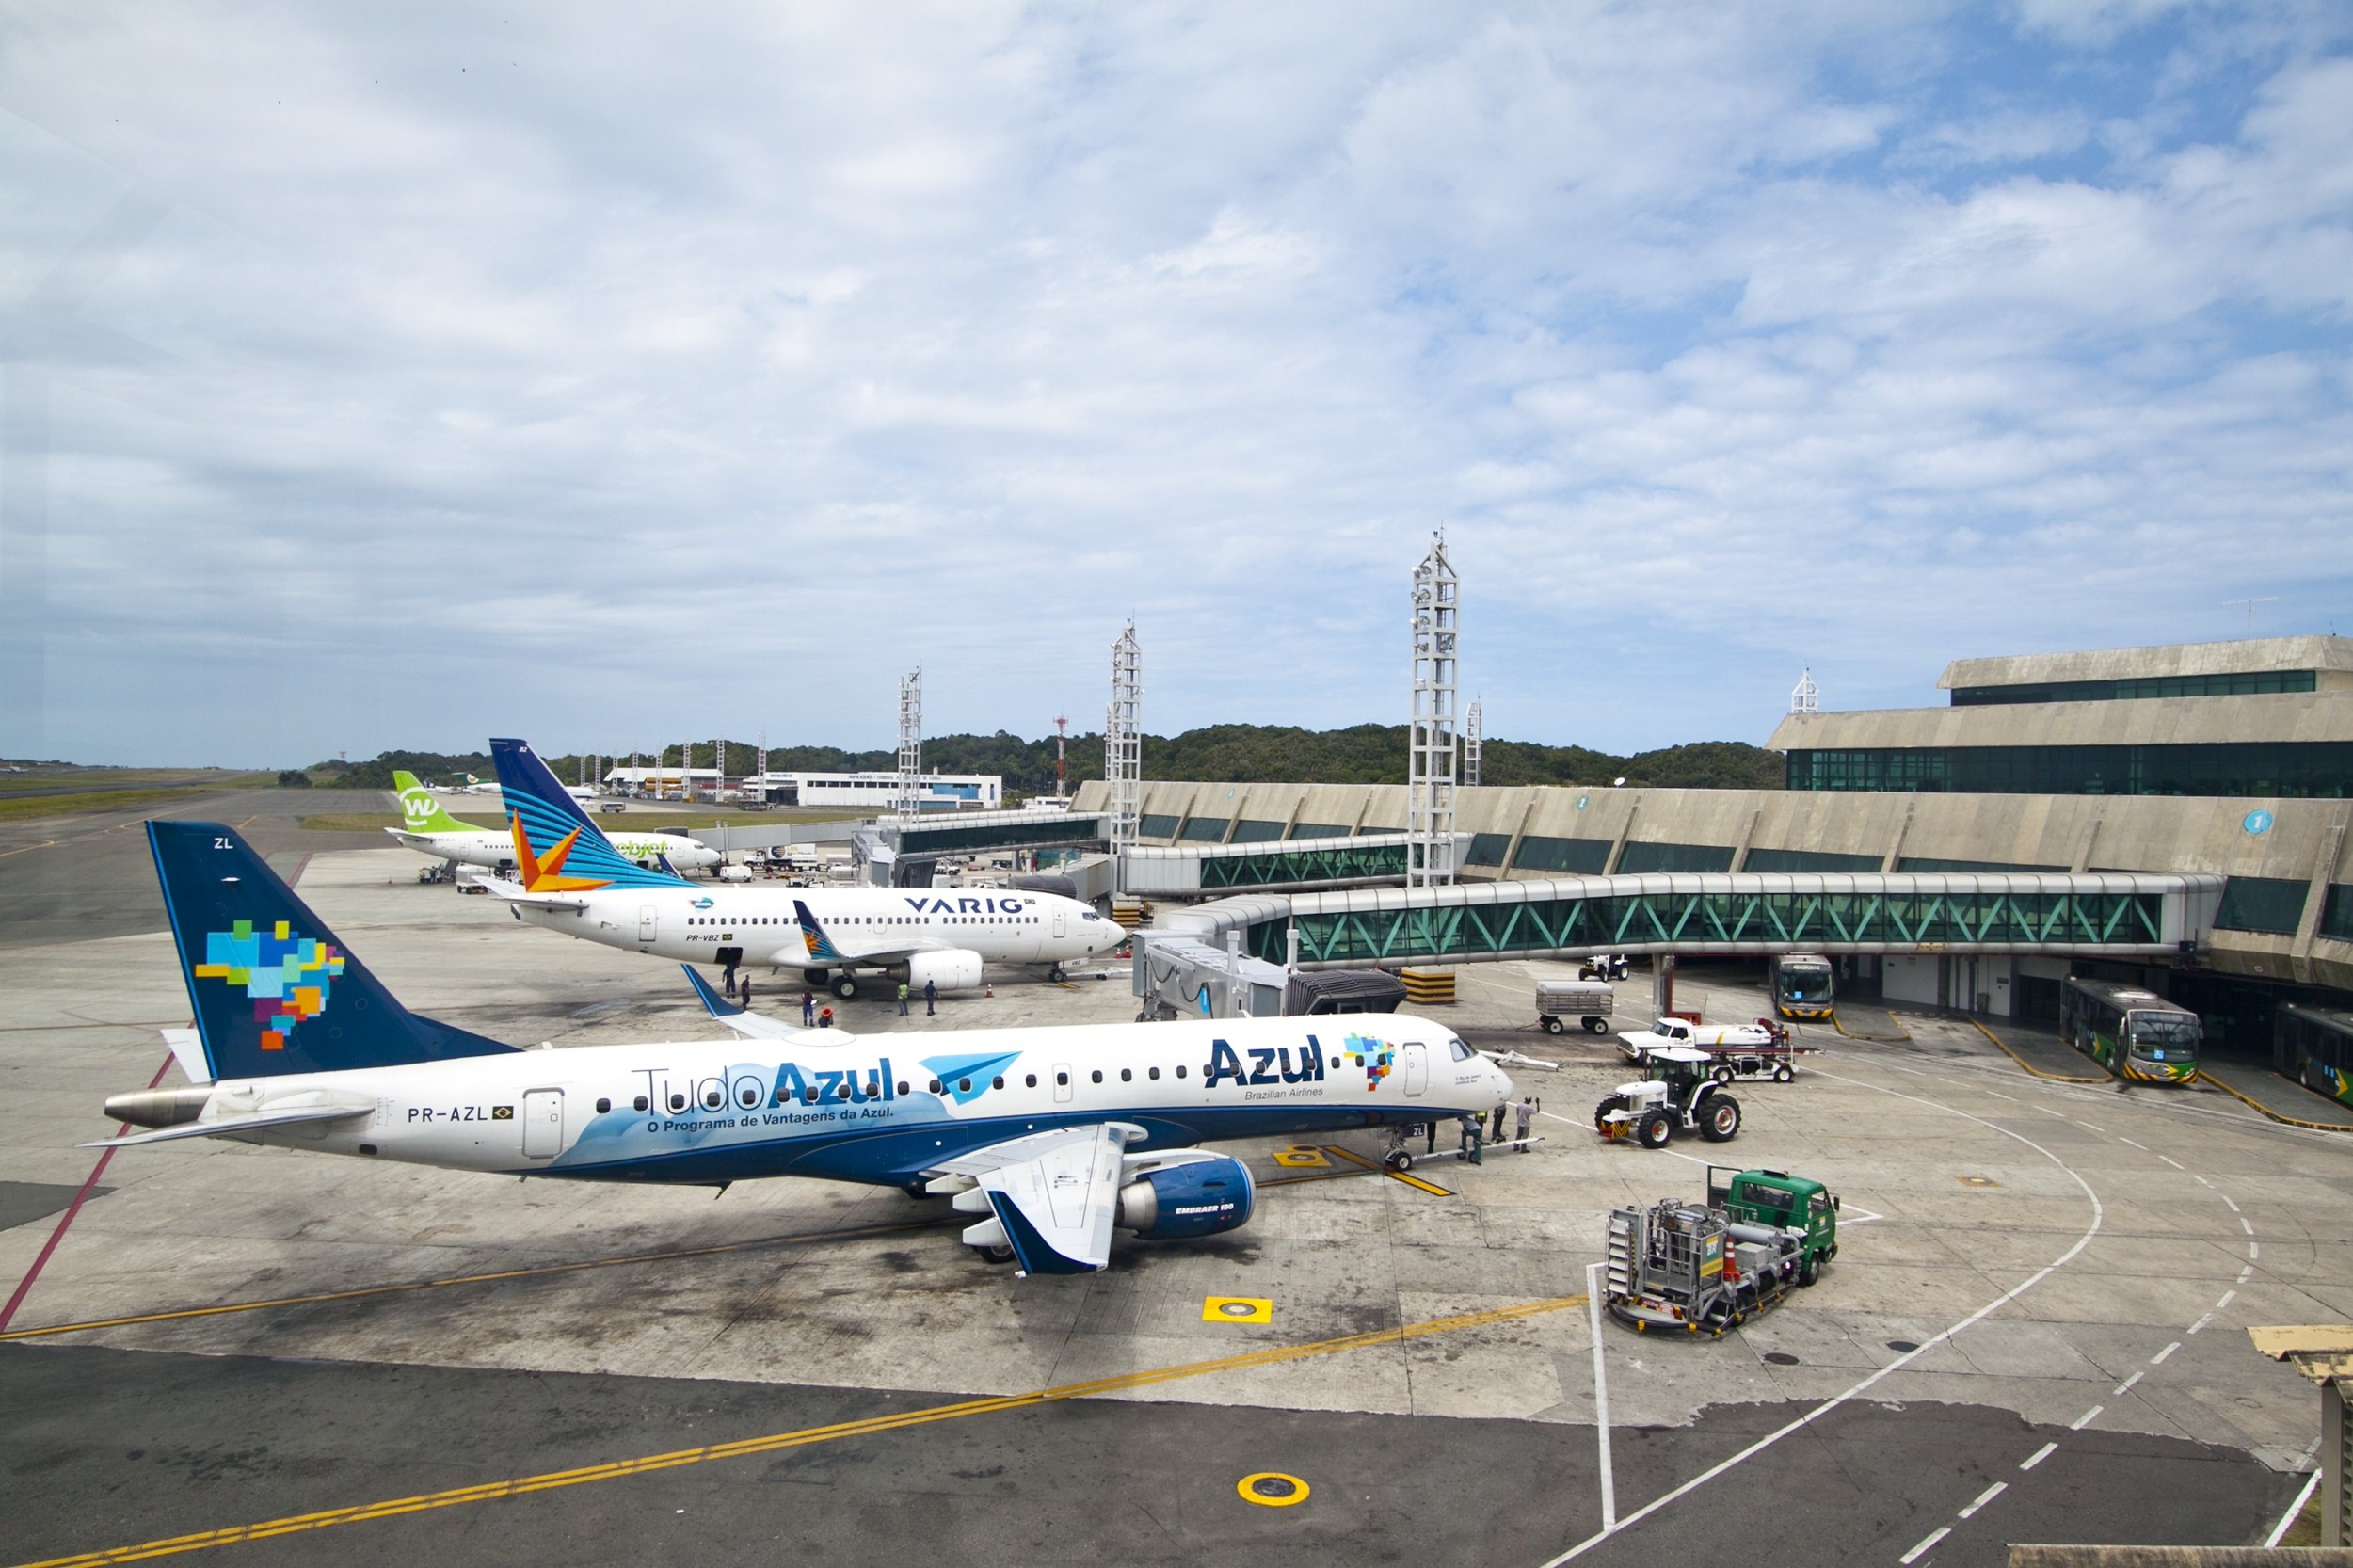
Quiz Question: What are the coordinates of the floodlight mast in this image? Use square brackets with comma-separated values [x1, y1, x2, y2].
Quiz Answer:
[897, 669, 922, 819]
[1107, 622, 1143, 888]
[1465, 697, 1483, 788]
[1054, 714, 1069, 802]
[1408, 531, 1458, 889]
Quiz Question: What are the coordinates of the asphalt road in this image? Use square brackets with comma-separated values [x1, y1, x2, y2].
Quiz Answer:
[0, 1341, 2292, 1568]
[0, 788, 390, 948]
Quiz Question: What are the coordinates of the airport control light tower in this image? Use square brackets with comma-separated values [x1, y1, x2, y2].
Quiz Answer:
[897, 669, 922, 819]
[1107, 623, 1142, 883]
[1408, 532, 1458, 888]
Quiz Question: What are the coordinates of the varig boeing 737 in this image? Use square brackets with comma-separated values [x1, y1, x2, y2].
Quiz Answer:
[99, 823, 1511, 1274]
[484, 738, 1119, 996]
[386, 770, 721, 876]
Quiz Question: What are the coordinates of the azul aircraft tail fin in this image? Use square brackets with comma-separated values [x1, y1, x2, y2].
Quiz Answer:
[792, 899, 846, 964]
[489, 738, 689, 891]
[392, 770, 476, 835]
[148, 822, 516, 1080]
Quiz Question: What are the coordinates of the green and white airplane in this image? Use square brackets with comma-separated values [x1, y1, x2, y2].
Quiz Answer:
[387, 770, 720, 876]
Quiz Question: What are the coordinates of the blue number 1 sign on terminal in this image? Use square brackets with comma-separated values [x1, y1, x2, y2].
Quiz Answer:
[2243, 809, 2274, 836]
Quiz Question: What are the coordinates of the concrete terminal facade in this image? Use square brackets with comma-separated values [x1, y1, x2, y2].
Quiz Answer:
[1072, 637, 2353, 1047]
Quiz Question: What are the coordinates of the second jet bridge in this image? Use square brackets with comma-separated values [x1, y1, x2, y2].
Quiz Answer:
[1154, 870, 2225, 969]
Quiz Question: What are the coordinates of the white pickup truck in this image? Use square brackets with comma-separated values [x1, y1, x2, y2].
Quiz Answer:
[1618, 1016, 1781, 1062]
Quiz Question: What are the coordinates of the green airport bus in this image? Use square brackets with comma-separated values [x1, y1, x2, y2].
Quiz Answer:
[2060, 976, 2201, 1085]
[2273, 1002, 2353, 1112]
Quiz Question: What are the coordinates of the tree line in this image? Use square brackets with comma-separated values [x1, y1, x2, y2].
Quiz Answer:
[308, 727, 1784, 794]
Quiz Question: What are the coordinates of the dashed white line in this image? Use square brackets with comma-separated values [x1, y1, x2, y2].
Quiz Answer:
[2158, 1154, 2185, 1169]
[2189, 1314, 2214, 1336]
[2238, 1266, 2254, 1284]
[2221, 1194, 2241, 1212]
[2239, 1216, 2254, 1234]
[2074, 1121, 2105, 1133]
[2114, 1370, 2143, 1396]
[2118, 1137, 2147, 1149]
[2249, 1241, 2261, 1260]
[2020, 1442, 2058, 1471]
[2192, 1174, 2214, 1188]
[2216, 1290, 2236, 1312]
[2071, 1405, 2104, 1430]
[1900, 1527, 1951, 1564]
[2152, 1341, 2181, 1365]
[1959, 1481, 2008, 1519]
[1985, 1090, 2016, 1101]
[2038, 1106, 2069, 1118]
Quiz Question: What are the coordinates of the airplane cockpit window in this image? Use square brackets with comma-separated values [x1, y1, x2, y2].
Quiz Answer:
[1449, 1040, 1474, 1062]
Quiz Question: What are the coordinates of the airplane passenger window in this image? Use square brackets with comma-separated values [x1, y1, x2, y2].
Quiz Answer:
[1089, 1070, 1101, 1084]
[596, 1097, 611, 1113]
[703, 1090, 723, 1109]
[958, 1079, 971, 1093]
[633, 1096, 649, 1112]
[992, 1076, 1004, 1090]
[1025, 1074, 1037, 1088]
[669, 1093, 686, 1111]
[1176, 1065, 1187, 1078]
[1148, 1066, 1160, 1080]
[896, 1081, 909, 1096]
[1120, 1068, 1131, 1081]
[929, 1079, 943, 1094]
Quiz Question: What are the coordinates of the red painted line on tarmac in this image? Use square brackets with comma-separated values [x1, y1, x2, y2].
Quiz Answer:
[0, 1053, 173, 1334]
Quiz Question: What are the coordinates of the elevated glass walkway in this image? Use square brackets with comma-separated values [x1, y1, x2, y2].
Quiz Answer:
[1122, 832, 1467, 893]
[887, 809, 1110, 856]
[1154, 871, 2225, 968]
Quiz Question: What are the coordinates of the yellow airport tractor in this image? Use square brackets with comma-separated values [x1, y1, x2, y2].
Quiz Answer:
[1604, 1166, 1841, 1334]
[1593, 1046, 1742, 1147]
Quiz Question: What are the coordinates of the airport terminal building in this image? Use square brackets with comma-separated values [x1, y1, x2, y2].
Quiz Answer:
[1075, 635, 2353, 1058]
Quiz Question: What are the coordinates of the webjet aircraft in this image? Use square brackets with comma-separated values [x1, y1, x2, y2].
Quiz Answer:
[101, 824, 1511, 1274]
[385, 770, 720, 875]
[484, 738, 1119, 996]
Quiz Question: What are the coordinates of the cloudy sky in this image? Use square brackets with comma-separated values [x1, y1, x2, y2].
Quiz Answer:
[2, 1, 2347, 766]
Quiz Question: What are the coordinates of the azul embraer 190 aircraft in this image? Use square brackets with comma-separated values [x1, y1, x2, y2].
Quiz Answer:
[384, 770, 721, 875]
[103, 823, 1512, 1275]
[483, 738, 1119, 996]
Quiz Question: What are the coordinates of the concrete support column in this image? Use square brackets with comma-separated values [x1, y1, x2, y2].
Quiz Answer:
[1881, 801, 1915, 873]
[2072, 812, 2104, 873]
[1500, 791, 1540, 877]
[2290, 811, 2349, 984]
[1603, 796, 1641, 877]
[1729, 808, 1762, 873]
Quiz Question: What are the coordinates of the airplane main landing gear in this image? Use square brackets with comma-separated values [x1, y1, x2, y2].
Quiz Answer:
[1048, 963, 1066, 983]
[832, 974, 858, 1000]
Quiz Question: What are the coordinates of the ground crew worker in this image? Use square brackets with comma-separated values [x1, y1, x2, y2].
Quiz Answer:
[1460, 1114, 1483, 1166]
[924, 979, 936, 1016]
[800, 990, 816, 1027]
[1488, 1100, 1508, 1141]
[1514, 1096, 1539, 1149]
[897, 981, 910, 1016]
[818, 1006, 834, 1029]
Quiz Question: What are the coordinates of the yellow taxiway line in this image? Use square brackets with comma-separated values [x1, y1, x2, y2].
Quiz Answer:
[1321, 1141, 1456, 1195]
[12, 1291, 1588, 1568]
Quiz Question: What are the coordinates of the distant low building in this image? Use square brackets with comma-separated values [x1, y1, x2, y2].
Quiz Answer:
[746, 771, 1001, 811]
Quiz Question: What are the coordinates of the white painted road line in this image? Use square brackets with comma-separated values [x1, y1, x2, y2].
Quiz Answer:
[2114, 1370, 2143, 1396]
[2153, 1341, 2181, 1365]
[2189, 1314, 2214, 1336]
[1900, 1526, 1952, 1563]
[2192, 1174, 2214, 1188]
[2239, 1266, 2254, 1284]
[2158, 1154, 2185, 1169]
[1584, 1260, 1616, 1532]
[2039, 1106, 2068, 1118]
[2021, 1442, 2058, 1471]
[1959, 1481, 2007, 1519]
[2240, 1217, 2254, 1234]
[2118, 1137, 2146, 1149]
[2217, 1289, 2236, 1311]
[1986, 1090, 2015, 1101]
[2071, 1404, 2104, 1430]
[2249, 1241, 2261, 1260]
[2222, 1194, 2241, 1212]
[2075, 1121, 2105, 1133]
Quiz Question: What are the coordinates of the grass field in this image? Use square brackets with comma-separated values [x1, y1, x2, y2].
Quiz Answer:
[0, 776, 270, 824]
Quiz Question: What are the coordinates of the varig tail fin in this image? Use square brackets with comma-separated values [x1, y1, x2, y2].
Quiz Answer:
[392, 770, 476, 835]
[489, 738, 688, 890]
[148, 823, 516, 1080]
[792, 899, 845, 963]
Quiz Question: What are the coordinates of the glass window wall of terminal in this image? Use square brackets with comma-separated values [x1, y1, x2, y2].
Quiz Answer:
[1951, 670, 2317, 706]
[1786, 742, 2353, 798]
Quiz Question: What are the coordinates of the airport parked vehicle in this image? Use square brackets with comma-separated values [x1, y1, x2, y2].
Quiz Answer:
[1580, 953, 1631, 982]
[1772, 953, 1836, 1020]
[2274, 1001, 2353, 1111]
[1617, 1015, 1782, 1064]
[2062, 976, 2201, 1084]
[1604, 1166, 1840, 1333]
[1593, 1047, 1742, 1147]
[1537, 979, 1615, 1034]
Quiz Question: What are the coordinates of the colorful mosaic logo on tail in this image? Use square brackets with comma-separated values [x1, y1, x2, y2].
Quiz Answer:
[1350, 1033, 1394, 1093]
[193, 920, 345, 1050]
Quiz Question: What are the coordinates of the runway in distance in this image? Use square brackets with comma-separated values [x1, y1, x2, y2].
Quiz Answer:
[101, 823, 1513, 1274]
[385, 770, 721, 875]
[484, 738, 1120, 995]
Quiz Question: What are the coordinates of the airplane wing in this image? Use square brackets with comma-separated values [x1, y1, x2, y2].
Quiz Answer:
[790, 898, 946, 966]
[679, 966, 839, 1045]
[472, 876, 594, 913]
[932, 1122, 1145, 1275]
[83, 1103, 374, 1149]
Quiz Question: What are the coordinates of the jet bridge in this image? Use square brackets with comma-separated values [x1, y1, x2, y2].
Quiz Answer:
[1152, 871, 2225, 970]
[1120, 831, 1470, 895]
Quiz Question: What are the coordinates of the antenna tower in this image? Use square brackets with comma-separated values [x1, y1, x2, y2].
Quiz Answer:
[1465, 697, 1483, 788]
[1054, 714, 1069, 801]
[1408, 532, 1459, 888]
[1790, 668, 1819, 716]
[1107, 623, 1143, 879]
